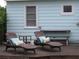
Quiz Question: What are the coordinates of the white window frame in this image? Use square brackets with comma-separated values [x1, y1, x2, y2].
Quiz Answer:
[61, 3, 74, 15]
[24, 4, 38, 28]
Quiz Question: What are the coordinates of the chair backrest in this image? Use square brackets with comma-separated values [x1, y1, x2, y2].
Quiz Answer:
[5, 32, 17, 40]
[34, 31, 44, 38]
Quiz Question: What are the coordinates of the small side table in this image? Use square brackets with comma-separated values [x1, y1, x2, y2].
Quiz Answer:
[19, 35, 32, 43]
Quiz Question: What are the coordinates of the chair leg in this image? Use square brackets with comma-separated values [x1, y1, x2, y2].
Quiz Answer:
[14, 47, 16, 51]
[6, 46, 8, 51]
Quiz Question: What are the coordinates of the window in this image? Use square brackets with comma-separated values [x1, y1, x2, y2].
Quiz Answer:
[26, 6, 36, 27]
[61, 4, 73, 15]
[63, 5, 72, 12]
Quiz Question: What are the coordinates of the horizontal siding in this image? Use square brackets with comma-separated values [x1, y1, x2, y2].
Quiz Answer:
[7, 0, 79, 43]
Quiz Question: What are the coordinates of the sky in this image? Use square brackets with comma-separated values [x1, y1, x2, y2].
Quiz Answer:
[0, 0, 6, 7]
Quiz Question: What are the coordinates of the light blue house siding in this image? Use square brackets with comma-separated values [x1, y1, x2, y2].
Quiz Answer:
[7, 0, 79, 43]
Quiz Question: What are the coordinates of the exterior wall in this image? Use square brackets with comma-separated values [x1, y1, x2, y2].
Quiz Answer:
[7, 0, 79, 43]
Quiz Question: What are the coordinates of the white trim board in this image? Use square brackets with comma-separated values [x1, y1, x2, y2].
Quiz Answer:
[24, 4, 38, 29]
[61, 3, 75, 16]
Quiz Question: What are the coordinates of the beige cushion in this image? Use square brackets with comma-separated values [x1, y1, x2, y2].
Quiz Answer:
[39, 36, 50, 43]
[44, 37, 50, 43]
[11, 38, 24, 45]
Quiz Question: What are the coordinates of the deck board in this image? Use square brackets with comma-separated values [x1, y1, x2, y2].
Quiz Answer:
[0, 45, 79, 59]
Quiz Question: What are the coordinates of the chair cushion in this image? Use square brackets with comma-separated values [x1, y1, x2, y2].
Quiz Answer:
[34, 36, 50, 45]
[38, 36, 50, 43]
[7, 39, 16, 46]
[10, 38, 24, 45]
[44, 37, 50, 43]
[38, 36, 45, 43]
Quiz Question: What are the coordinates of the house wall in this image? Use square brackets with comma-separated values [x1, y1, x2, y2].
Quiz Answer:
[7, 0, 79, 43]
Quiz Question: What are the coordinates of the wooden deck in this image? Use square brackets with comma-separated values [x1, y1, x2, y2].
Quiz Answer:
[0, 44, 79, 59]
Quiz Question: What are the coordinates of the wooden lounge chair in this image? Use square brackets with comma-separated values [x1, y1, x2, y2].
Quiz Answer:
[4, 32, 19, 51]
[34, 31, 63, 51]
[3, 32, 37, 54]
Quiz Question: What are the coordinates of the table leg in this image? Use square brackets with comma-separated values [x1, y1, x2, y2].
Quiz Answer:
[34, 49, 36, 54]
[58, 47, 61, 52]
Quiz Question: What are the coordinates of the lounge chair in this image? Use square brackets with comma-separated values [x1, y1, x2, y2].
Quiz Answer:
[34, 31, 63, 51]
[3, 32, 37, 54]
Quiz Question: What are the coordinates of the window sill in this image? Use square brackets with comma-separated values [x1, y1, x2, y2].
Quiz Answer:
[24, 26, 38, 29]
[61, 11, 74, 15]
